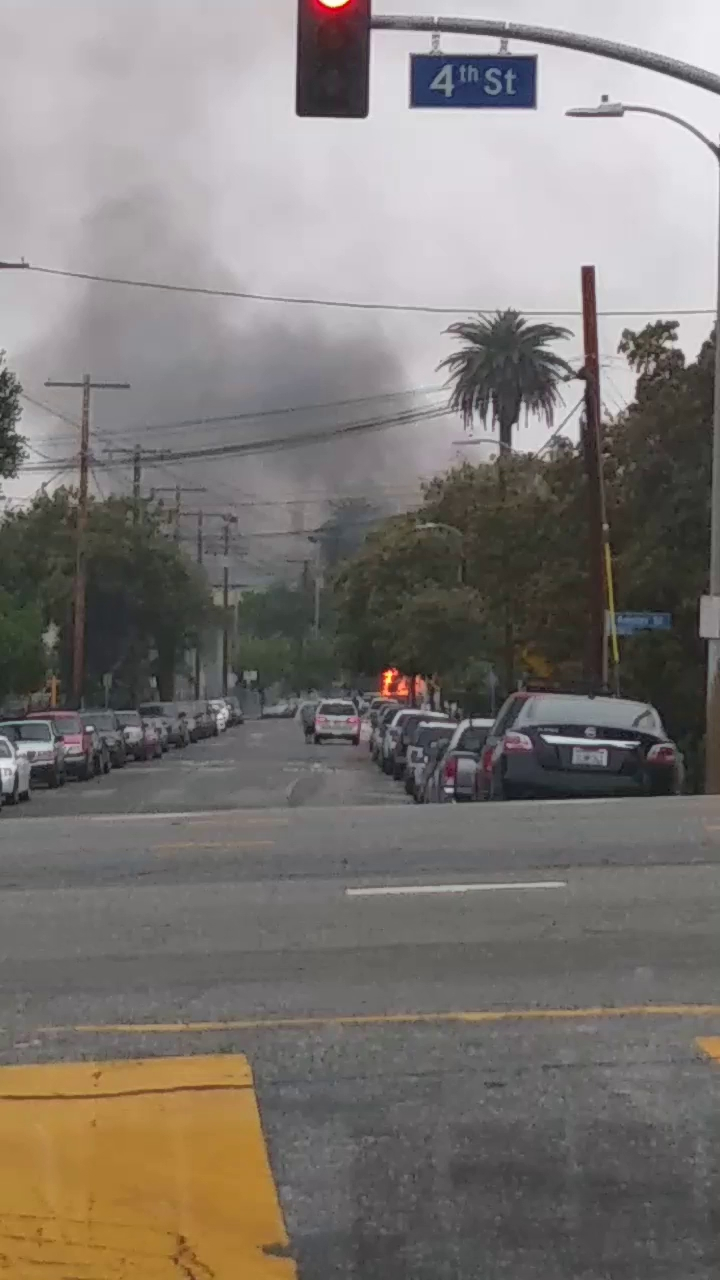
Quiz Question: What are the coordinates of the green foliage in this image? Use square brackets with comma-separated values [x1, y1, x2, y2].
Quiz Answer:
[0, 490, 215, 702]
[335, 318, 718, 787]
[238, 583, 313, 644]
[439, 310, 574, 450]
[0, 352, 26, 481]
[315, 498, 384, 569]
[0, 591, 46, 702]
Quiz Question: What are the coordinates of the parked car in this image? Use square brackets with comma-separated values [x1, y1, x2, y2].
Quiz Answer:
[139, 702, 189, 749]
[192, 701, 219, 739]
[422, 718, 495, 803]
[0, 719, 66, 789]
[141, 718, 164, 760]
[209, 699, 230, 732]
[27, 709, 96, 781]
[177, 702, 199, 743]
[116, 710, 147, 761]
[80, 718, 111, 775]
[389, 709, 451, 780]
[81, 709, 127, 768]
[477, 691, 682, 801]
[313, 699, 360, 745]
[261, 701, 297, 719]
[402, 720, 455, 799]
[0, 734, 32, 805]
[224, 695, 244, 726]
[369, 702, 400, 760]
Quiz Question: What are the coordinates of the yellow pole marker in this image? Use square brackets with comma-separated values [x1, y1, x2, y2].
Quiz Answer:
[697, 1037, 720, 1061]
[0, 1054, 296, 1278]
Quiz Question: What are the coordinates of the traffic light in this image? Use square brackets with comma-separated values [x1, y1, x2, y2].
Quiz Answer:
[296, 0, 371, 119]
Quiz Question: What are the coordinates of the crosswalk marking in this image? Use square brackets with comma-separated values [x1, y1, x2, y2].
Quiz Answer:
[0, 1054, 296, 1278]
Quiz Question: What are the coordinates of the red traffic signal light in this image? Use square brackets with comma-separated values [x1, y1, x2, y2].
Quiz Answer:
[296, 0, 371, 119]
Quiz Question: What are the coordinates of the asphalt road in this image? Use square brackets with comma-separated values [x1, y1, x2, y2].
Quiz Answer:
[2, 718, 720, 1277]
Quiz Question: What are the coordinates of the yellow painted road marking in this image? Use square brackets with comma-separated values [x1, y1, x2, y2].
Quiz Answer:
[39, 1003, 720, 1037]
[697, 1036, 720, 1060]
[152, 840, 275, 852]
[0, 1054, 296, 1278]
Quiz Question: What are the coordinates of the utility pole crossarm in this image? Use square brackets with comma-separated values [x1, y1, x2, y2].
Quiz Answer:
[371, 15, 720, 97]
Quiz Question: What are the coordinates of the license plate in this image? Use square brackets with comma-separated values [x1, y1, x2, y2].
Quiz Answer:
[571, 747, 608, 767]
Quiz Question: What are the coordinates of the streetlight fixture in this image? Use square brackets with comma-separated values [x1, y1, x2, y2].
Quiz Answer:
[414, 521, 465, 585]
[566, 95, 720, 792]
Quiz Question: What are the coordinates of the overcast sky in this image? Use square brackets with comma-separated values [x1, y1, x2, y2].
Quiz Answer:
[1, 0, 718, 574]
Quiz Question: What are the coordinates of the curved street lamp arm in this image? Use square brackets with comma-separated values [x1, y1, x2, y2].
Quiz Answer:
[621, 105, 720, 160]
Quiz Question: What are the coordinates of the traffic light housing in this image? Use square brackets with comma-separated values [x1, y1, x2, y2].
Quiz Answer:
[296, 0, 371, 119]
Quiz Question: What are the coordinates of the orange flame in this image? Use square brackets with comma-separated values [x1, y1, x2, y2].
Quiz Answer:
[380, 669, 427, 702]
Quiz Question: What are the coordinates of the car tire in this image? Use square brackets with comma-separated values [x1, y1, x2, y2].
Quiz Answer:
[314, 735, 322, 745]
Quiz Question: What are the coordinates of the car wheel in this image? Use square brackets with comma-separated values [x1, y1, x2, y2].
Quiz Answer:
[314, 735, 322, 745]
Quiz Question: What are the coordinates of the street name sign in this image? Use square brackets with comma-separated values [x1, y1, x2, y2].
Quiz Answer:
[410, 54, 537, 110]
[610, 611, 672, 637]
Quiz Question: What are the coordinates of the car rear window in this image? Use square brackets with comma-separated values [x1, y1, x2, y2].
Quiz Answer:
[82, 713, 116, 731]
[1, 722, 51, 742]
[54, 715, 82, 734]
[520, 695, 663, 733]
[458, 726, 491, 752]
[117, 711, 142, 727]
[318, 702, 356, 716]
[416, 724, 454, 748]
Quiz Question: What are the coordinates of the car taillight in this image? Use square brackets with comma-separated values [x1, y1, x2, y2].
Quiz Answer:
[503, 731, 534, 754]
[443, 756, 458, 782]
[350, 717, 359, 728]
[647, 742, 676, 764]
[316, 715, 327, 725]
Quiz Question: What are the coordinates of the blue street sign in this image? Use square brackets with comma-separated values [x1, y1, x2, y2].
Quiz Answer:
[610, 611, 672, 637]
[410, 54, 538, 110]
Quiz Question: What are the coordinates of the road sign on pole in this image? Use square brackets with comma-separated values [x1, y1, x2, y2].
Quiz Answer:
[608, 611, 672, 637]
[410, 54, 537, 109]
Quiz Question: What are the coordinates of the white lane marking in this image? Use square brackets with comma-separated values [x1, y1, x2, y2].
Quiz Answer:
[345, 881, 567, 898]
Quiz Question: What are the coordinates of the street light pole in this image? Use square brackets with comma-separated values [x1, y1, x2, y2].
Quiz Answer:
[566, 98, 720, 788]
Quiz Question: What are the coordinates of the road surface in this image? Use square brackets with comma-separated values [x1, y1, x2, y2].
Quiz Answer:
[2, 717, 720, 1277]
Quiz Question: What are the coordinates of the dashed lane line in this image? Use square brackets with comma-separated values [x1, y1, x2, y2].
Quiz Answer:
[345, 880, 567, 898]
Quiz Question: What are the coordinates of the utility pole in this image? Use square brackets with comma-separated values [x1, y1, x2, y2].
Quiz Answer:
[152, 485, 205, 541]
[578, 268, 606, 689]
[195, 510, 204, 698]
[133, 446, 142, 519]
[45, 374, 130, 705]
[221, 516, 239, 695]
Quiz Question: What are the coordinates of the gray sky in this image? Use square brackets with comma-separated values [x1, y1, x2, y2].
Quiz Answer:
[1, 0, 719, 575]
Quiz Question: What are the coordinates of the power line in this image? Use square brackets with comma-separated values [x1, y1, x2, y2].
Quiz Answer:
[14, 261, 716, 319]
[17, 401, 454, 474]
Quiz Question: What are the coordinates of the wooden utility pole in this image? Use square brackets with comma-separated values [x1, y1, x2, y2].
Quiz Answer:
[580, 267, 607, 689]
[195, 510, 204, 698]
[45, 374, 130, 705]
[152, 485, 205, 542]
[221, 516, 238, 695]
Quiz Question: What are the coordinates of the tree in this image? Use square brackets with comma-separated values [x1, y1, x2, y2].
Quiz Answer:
[439, 310, 574, 452]
[315, 498, 384, 569]
[0, 592, 46, 703]
[0, 352, 26, 481]
[0, 490, 215, 703]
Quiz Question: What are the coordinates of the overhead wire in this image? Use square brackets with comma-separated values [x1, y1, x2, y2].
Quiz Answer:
[17, 262, 715, 319]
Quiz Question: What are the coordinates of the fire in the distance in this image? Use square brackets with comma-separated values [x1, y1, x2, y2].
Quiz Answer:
[380, 669, 428, 701]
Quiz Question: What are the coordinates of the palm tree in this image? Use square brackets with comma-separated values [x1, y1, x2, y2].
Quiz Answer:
[439, 310, 574, 453]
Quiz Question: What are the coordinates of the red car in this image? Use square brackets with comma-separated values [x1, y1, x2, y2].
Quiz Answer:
[27, 710, 95, 781]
